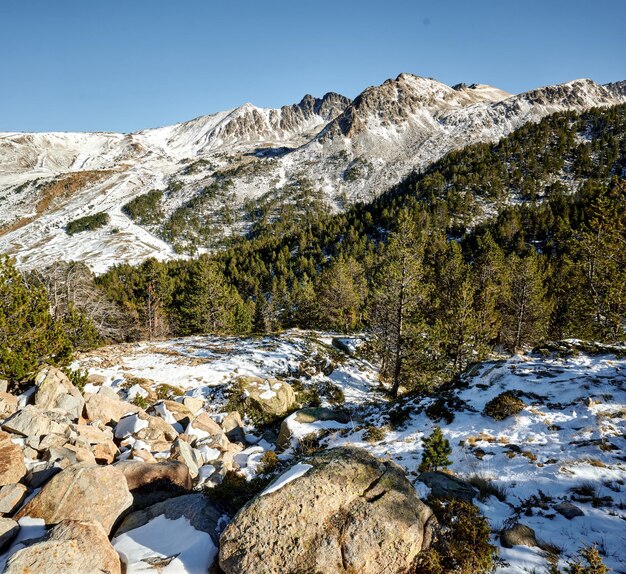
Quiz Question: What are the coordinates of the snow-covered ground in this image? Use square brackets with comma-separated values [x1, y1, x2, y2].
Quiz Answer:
[74, 331, 626, 574]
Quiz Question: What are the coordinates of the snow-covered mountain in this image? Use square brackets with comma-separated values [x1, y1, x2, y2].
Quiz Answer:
[0, 74, 624, 273]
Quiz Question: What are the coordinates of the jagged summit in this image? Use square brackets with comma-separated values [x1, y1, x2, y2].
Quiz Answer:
[0, 72, 624, 272]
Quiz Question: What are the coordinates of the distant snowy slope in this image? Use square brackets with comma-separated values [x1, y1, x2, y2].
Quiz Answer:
[0, 74, 624, 272]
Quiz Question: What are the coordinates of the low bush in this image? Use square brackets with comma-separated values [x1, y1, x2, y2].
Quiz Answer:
[62, 367, 89, 392]
[468, 474, 507, 502]
[203, 471, 271, 516]
[413, 497, 497, 574]
[483, 391, 525, 421]
[363, 425, 387, 443]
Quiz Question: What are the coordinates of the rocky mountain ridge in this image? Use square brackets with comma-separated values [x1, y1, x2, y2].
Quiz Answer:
[0, 74, 624, 272]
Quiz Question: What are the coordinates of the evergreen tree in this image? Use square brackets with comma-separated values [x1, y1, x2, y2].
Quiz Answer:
[176, 256, 249, 335]
[419, 426, 452, 472]
[139, 258, 173, 339]
[0, 256, 72, 380]
[566, 183, 626, 342]
[501, 252, 552, 352]
[317, 256, 366, 332]
[370, 211, 429, 397]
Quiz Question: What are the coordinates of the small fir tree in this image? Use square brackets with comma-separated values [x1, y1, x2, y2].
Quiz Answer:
[419, 426, 452, 472]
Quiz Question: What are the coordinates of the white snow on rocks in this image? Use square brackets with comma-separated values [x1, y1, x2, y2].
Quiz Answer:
[113, 514, 217, 573]
[261, 463, 313, 496]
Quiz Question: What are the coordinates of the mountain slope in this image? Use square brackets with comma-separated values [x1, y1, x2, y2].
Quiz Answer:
[0, 74, 624, 272]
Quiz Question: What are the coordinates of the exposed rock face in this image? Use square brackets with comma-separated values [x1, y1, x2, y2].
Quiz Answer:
[34, 367, 84, 421]
[3, 519, 121, 574]
[0, 433, 26, 486]
[15, 463, 133, 534]
[418, 471, 477, 502]
[238, 376, 296, 417]
[219, 446, 434, 574]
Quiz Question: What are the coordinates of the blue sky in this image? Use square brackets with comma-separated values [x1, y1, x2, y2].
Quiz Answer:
[1, 0, 624, 133]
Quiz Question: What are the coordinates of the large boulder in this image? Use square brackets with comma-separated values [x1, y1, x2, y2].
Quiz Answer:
[418, 471, 477, 502]
[34, 367, 84, 421]
[83, 392, 141, 426]
[2, 406, 69, 439]
[237, 376, 296, 417]
[219, 446, 434, 574]
[15, 463, 132, 534]
[277, 407, 353, 449]
[0, 433, 26, 487]
[3, 519, 121, 574]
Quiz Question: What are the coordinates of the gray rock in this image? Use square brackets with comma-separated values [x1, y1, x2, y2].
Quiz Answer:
[170, 439, 202, 479]
[219, 446, 434, 574]
[500, 523, 540, 549]
[221, 412, 246, 444]
[555, 501, 584, 519]
[418, 471, 477, 502]
[34, 367, 84, 421]
[114, 493, 222, 544]
[3, 519, 121, 574]
[0, 517, 19, 551]
[0, 483, 28, 515]
[2, 405, 69, 439]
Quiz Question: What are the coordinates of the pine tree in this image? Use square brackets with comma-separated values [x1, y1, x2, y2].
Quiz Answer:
[370, 210, 429, 397]
[139, 258, 173, 340]
[419, 427, 452, 472]
[567, 184, 626, 342]
[176, 257, 243, 335]
[317, 256, 366, 332]
[501, 251, 552, 352]
[0, 256, 72, 380]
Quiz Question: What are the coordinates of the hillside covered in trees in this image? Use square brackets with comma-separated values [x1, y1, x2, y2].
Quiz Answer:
[2, 104, 625, 395]
[83, 104, 625, 393]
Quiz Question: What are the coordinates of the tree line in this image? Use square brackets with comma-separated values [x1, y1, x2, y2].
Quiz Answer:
[1, 103, 625, 394]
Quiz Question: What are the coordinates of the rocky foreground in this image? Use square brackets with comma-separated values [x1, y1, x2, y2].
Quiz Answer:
[0, 334, 624, 573]
[0, 363, 435, 573]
